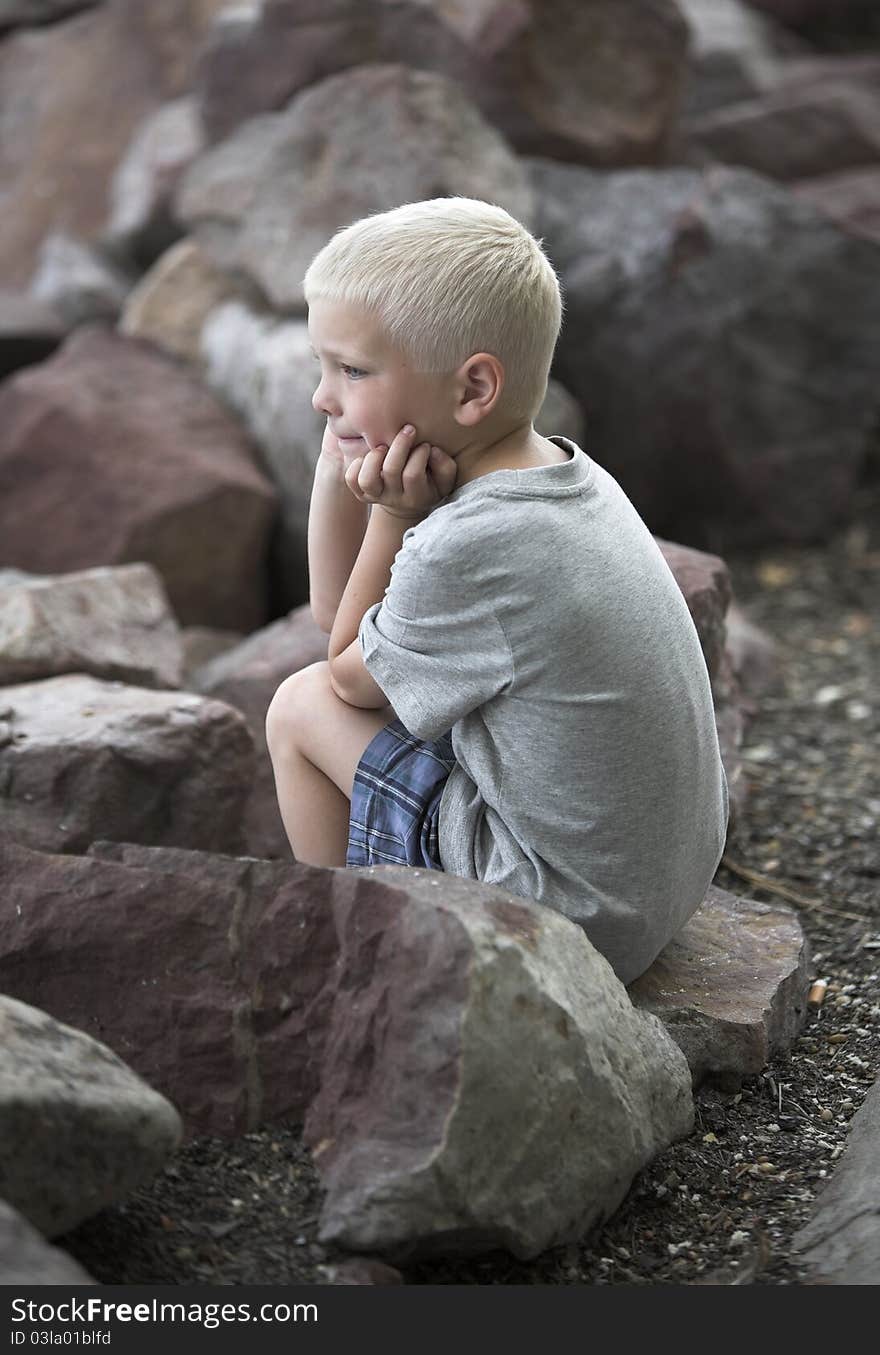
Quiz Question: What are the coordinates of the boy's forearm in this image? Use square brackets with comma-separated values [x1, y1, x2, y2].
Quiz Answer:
[327, 508, 417, 664]
[307, 454, 370, 632]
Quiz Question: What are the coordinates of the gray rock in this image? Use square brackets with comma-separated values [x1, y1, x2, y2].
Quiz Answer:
[321, 1257, 404, 1285]
[534, 379, 585, 447]
[629, 885, 810, 1086]
[793, 1074, 880, 1285]
[0, 562, 183, 689]
[0, 994, 181, 1238]
[793, 165, 880, 246]
[677, 0, 789, 119]
[190, 605, 327, 859]
[308, 867, 694, 1260]
[30, 232, 132, 326]
[0, 673, 254, 855]
[531, 158, 880, 549]
[0, 1, 98, 31]
[178, 63, 534, 311]
[180, 625, 245, 684]
[0, 1199, 96, 1284]
[104, 97, 204, 270]
[200, 303, 323, 611]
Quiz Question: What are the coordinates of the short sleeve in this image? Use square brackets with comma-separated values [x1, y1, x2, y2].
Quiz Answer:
[358, 530, 513, 740]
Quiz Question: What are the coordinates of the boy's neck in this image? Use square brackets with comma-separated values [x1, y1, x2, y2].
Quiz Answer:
[451, 420, 567, 488]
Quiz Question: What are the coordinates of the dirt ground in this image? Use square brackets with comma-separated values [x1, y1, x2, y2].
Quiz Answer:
[58, 461, 880, 1287]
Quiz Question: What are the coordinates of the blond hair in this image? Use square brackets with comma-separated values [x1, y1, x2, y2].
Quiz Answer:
[303, 197, 563, 421]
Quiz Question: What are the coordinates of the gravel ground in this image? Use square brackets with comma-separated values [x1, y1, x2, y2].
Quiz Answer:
[60, 471, 879, 1287]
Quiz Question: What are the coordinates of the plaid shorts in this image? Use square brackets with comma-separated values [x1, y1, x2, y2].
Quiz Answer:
[346, 718, 456, 870]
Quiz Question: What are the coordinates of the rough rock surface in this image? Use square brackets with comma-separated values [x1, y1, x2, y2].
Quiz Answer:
[0, 291, 64, 380]
[120, 238, 259, 366]
[629, 885, 810, 1085]
[178, 63, 535, 311]
[308, 866, 694, 1261]
[0, 563, 183, 688]
[0, 674, 254, 855]
[0, 1, 98, 29]
[676, 0, 790, 119]
[793, 166, 880, 245]
[0, 839, 343, 1137]
[196, 0, 688, 167]
[0, 994, 182, 1239]
[531, 158, 880, 549]
[793, 1074, 880, 1285]
[534, 380, 585, 447]
[0, 326, 277, 630]
[189, 605, 328, 859]
[0, 1199, 96, 1285]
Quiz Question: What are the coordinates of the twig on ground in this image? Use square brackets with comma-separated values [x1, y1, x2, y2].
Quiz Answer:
[720, 855, 872, 922]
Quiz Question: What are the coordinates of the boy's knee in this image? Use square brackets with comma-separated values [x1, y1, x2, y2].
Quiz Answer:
[265, 661, 332, 754]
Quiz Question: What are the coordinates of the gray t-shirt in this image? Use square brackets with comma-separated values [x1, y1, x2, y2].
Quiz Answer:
[359, 437, 729, 984]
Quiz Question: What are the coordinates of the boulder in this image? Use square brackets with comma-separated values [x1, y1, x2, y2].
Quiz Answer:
[656, 539, 732, 684]
[200, 303, 323, 611]
[103, 97, 204, 271]
[196, 0, 689, 167]
[534, 379, 585, 447]
[743, 0, 873, 28]
[120, 238, 259, 366]
[0, 1, 98, 31]
[308, 866, 693, 1260]
[0, 1199, 96, 1285]
[189, 605, 328, 859]
[0, 994, 181, 1238]
[793, 1074, 880, 1285]
[724, 600, 782, 704]
[29, 233, 132, 327]
[531, 159, 880, 549]
[0, 0, 231, 288]
[180, 625, 244, 683]
[0, 839, 343, 1137]
[629, 886, 810, 1086]
[0, 291, 64, 381]
[0, 563, 183, 689]
[0, 674, 254, 855]
[177, 63, 535, 311]
[683, 58, 880, 182]
[0, 326, 277, 630]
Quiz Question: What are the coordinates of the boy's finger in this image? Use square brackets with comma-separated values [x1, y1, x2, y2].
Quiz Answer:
[400, 442, 431, 486]
[358, 448, 386, 494]
[382, 425, 417, 476]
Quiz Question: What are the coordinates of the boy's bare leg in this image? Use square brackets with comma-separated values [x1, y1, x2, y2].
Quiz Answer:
[266, 660, 394, 867]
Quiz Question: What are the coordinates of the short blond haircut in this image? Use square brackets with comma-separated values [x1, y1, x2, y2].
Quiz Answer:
[303, 197, 563, 421]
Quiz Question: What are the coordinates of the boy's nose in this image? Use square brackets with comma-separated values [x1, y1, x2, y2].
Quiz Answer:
[312, 376, 339, 416]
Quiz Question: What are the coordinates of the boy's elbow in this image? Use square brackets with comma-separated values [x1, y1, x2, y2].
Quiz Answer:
[310, 599, 335, 635]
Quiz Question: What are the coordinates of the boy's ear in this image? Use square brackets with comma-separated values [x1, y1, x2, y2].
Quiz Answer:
[453, 352, 504, 427]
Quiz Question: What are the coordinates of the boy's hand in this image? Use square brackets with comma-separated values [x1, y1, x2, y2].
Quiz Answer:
[343, 425, 458, 520]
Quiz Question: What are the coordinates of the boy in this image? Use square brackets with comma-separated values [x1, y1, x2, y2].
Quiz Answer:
[266, 197, 728, 985]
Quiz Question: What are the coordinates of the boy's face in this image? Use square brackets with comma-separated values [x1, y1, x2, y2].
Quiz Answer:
[308, 298, 456, 454]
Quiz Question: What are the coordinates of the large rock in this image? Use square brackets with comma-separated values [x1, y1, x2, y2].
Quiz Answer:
[629, 886, 810, 1086]
[0, 326, 277, 630]
[0, 994, 182, 1238]
[0, 1200, 96, 1285]
[177, 63, 535, 311]
[0, 839, 343, 1137]
[0, 0, 232, 288]
[120, 237, 258, 366]
[308, 867, 694, 1261]
[0, 674, 254, 855]
[103, 97, 204, 271]
[0, 1, 98, 31]
[0, 563, 183, 688]
[200, 303, 323, 611]
[793, 1074, 880, 1285]
[683, 57, 880, 182]
[656, 539, 732, 684]
[743, 0, 874, 28]
[196, 0, 689, 167]
[0, 291, 64, 380]
[189, 605, 328, 858]
[532, 158, 880, 549]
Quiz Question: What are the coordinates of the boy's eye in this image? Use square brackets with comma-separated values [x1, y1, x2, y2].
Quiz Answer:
[341, 364, 368, 380]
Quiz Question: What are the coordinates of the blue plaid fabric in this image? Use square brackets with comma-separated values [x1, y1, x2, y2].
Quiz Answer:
[346, 718, 456, 870]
